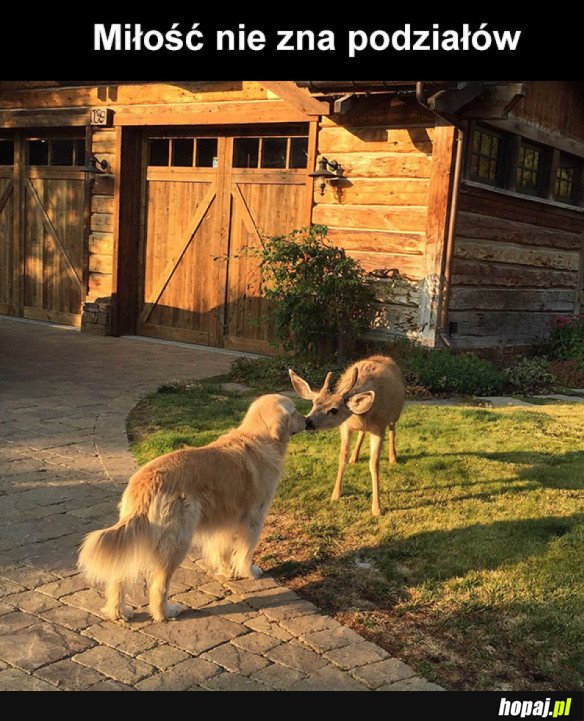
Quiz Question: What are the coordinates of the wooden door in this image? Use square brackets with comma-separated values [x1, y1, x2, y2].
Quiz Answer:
[0, 133, 86, 326]
[138, 127, 311, 352]
[137, 135, 224, 345]
[23, 168, 85, 325]
[224, 167, 307, 353]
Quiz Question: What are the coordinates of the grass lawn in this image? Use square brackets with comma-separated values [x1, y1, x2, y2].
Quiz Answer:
[127, 377, 584, 691]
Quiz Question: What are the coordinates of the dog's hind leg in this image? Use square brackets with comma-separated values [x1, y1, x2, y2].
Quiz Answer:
[149, 556, 183, 622]
[148, 496, 200, 621]
[103, 579, 133, 622]
[229, 515, 264, 580]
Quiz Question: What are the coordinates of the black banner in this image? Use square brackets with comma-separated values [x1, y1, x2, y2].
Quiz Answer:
[0, 10, 579, 79]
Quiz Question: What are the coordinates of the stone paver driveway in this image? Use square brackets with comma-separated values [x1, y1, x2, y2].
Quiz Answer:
[0, 318, 441, 691]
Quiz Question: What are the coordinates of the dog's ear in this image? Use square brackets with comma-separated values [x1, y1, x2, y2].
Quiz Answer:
[288, 369, 315, 400]
[345, 391, 375, 415]
[270, 405, 291, 442]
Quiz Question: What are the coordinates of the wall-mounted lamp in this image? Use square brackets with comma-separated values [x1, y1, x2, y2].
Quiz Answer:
[309, 156, 345, 195]
[84, 155, 113, 185]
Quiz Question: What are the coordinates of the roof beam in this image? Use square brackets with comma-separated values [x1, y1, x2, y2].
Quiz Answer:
[260, 81, 331, 116]
[458, 83, 528, 119]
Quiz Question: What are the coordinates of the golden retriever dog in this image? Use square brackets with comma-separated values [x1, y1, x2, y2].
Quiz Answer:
[78, 394, 306, 622]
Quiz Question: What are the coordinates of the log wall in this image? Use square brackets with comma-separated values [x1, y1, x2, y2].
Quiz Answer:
[449, 185, 584, 347]
[312, 95, 437, 340]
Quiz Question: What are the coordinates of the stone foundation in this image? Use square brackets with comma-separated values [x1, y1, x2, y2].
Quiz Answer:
[81, 297, 112, 336]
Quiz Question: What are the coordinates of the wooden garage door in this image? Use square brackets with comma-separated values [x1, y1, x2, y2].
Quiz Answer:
[138, 127, 311, 352]
[0, 133, 86, 326]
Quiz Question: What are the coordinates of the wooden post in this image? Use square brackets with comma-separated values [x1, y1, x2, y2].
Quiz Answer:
[213, 136, 233, 347]
[81, 125, 92, 303]
[109, 125, 123, 334]
[304, 120, 318, 226]
[418, 121, 457, 346]
[13, 132, 24, 317]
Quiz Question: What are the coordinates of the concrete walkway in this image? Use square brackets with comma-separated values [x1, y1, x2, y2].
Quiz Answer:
[0, 317, 441, 692]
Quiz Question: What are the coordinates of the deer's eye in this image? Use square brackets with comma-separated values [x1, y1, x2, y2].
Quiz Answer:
[328, 408, 338, 415]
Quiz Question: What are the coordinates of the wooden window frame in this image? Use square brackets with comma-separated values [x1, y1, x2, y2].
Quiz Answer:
[25, 136, 85, 168]
[464, 121, 584, 210]
[233, 135, 309, 171]
[466, 125, 506, 187]
[514, 138, 552, 199]
[553, 151, 584, 205]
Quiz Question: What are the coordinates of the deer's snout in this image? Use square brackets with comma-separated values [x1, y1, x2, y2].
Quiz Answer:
[305, 417, 315, 431]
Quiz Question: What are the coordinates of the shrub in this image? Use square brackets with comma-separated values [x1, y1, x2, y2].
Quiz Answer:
[549, 315, 584, 363]
[549, 359, 584, 388]
[402, 349, 505, 396]
[503, 357, 556, 394]
[257, 225, 376, 362]
[230, 355, 341, 393]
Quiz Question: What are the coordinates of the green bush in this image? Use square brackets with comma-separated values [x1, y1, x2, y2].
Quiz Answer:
[257, 225, 375, 362]
[402, 349, 506, 396]
[503, 357, 556, 394]
[549, 315, 584, 364]
[230, 355, 341, 393]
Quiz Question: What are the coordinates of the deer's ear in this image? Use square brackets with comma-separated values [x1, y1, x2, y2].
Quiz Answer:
[345, 391, 375, 415]
[289, 369, 316, 400]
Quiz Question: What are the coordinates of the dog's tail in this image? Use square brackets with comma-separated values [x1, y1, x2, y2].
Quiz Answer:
[78, 514, 153, 584]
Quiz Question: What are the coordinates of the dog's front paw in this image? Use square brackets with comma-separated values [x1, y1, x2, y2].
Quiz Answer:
[102, 604, 134, 622]
[164, 603, 183, 620]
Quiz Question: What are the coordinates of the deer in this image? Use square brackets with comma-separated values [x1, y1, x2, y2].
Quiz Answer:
[289, 355, 406, 516]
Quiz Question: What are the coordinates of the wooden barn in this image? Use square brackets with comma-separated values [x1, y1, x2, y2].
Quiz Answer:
[0, 80, 582, 352]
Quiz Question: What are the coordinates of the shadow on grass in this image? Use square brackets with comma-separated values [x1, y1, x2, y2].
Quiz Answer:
[393, 449, 584, 493]
[268, 514, 583, 597]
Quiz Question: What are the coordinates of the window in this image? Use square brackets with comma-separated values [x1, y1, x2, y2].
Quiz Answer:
[465, 123, 584, 207]
[0, 139, 14, 165]
[232, 136, 309, 170]
[555, 153, 582, 204]
[233, 138, 259, 168]
[516, 141, 547, 196]
[27, 138, 85, 167]
[148, 137, 218, 168]
[469, 126, 503, 184]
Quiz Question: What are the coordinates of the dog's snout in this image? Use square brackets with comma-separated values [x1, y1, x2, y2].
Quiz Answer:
[305, 417, 315, 431]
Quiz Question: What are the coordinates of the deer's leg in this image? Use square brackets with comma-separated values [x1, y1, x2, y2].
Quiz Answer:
[388, 423, 397, 464]
[349, 430, 365, 464]
[369, 432, 384, 517]
[331, 423, 352, 502]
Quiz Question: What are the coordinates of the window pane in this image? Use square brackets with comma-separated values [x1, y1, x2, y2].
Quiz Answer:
[555, 153, 581, 203]
[480, 133, 492, 156]
[290, 137, 309, 168]
[149, 139, 169, 166]
[478, 157, 490, 179]
[472, 130, 481, 153]
[469, 127, 502, 185]
[171, 139, 194, 167]
[517, 142, 544, 194]
[51, 139, 74, 166]
[261, 138, 287, 168]
[28, 140, 49, 165]
[74, 139, 86, 166]
[233, 138, 259, 168]
[196, 138, 218, 168]
[0, 140, 14, 165]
